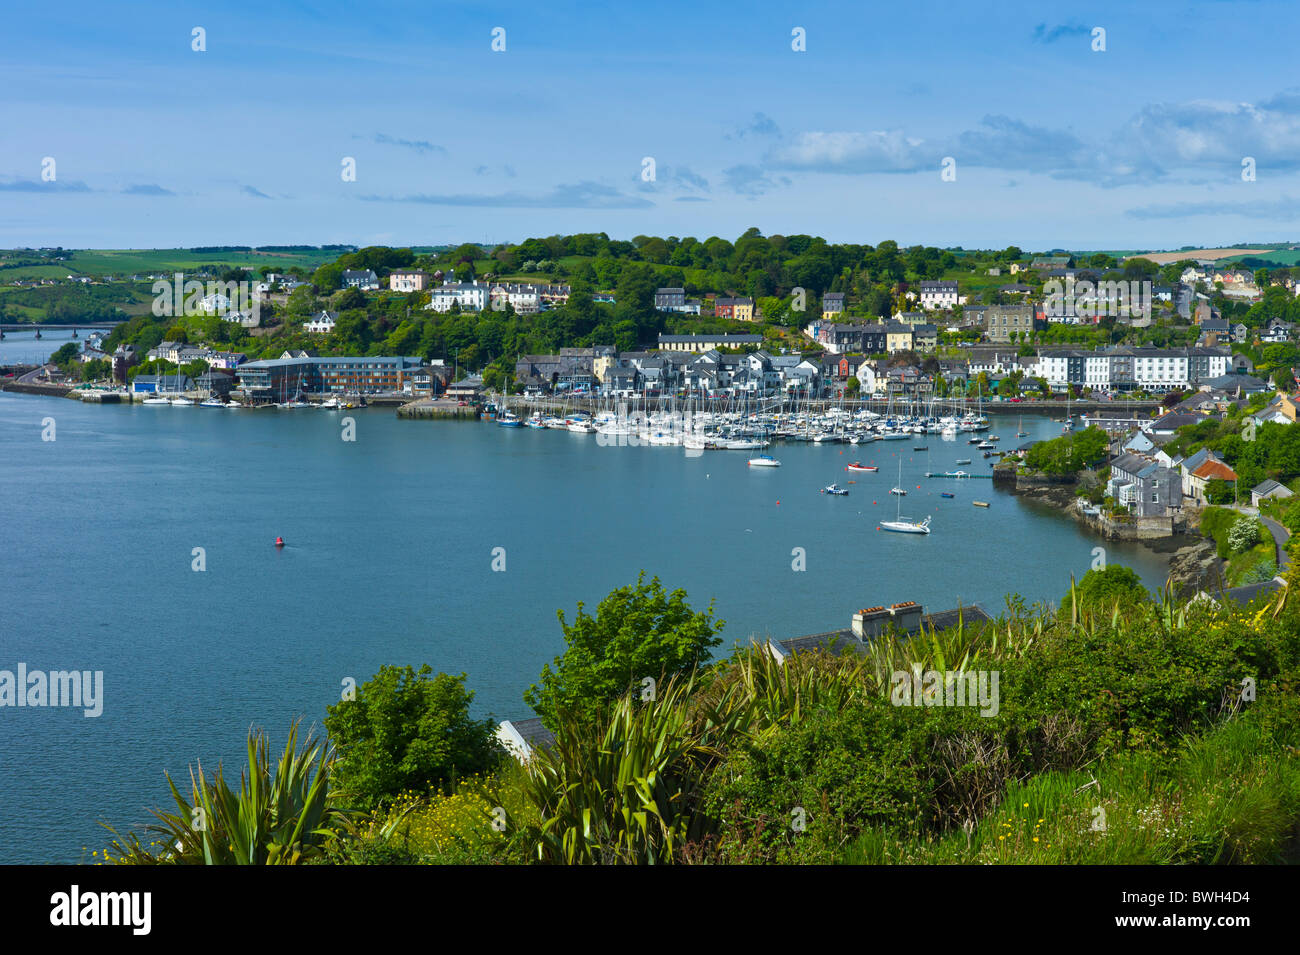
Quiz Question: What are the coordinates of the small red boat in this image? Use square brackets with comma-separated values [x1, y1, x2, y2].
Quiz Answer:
[846, 462, 878, 472]
[275, 537, 285, 547]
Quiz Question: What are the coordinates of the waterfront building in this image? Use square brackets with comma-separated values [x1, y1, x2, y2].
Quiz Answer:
[234, 355, 423, 399]
[767, 601, 993, 664]
[445, 374, 485, 402]
[131, 373, 193, 394]
[1107, 453, 1183, 517]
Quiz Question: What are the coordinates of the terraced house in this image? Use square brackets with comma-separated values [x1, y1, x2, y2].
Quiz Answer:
[713, 296, 754, 321]
[1107, 453, 1183, 517]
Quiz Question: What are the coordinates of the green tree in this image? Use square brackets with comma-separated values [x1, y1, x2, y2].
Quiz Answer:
[525, 573, 725, 727]
[50, 342, 79, 367]
[1062, 565, 1150, 614]
[323, 665, 501, 811]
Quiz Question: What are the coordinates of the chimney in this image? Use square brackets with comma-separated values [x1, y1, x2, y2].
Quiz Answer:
[852, 602, 923, 641]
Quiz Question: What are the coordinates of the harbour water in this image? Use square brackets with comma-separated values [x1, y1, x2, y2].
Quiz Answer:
[0, 328, 77, 366]
[0, 392, 1173, 863]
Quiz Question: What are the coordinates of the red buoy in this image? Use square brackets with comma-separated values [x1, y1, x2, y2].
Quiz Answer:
[275, 537, 285, 547]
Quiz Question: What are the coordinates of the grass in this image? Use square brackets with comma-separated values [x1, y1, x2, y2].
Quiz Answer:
[1226, 540, 1277, 585]
[839, 712, 1300, 864]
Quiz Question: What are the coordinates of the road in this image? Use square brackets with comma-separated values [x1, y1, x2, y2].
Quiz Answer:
[1259, 514, 1292, 571]
[1227, 504, 1291, 573]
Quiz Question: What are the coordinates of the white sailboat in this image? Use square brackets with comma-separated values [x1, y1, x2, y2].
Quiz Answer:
[880, 460, 931, 534]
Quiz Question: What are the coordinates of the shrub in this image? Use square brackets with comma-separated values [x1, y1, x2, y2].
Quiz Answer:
[525, 572, 724, 728]
[1228, 516, 1262, 554]
[324, 665, 502, 812]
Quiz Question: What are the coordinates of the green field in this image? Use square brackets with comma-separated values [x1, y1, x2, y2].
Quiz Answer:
[62, 248, 343, 277]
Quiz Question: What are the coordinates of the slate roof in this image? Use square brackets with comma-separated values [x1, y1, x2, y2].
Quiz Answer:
[1151, 412, 1203, 431]
[772, 604, 993, 660]
[510, 718, 555, 751]
[1253, 479, 1292, 498]
[1216, 580, 1284, 607]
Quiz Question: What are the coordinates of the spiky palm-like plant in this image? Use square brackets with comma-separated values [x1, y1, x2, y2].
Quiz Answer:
[102, 720, 347, 865]
[518, 676, 746, 865]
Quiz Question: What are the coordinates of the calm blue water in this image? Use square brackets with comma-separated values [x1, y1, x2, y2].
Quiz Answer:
[0, 393, 1172, 863]
[0, 328, 79, 366]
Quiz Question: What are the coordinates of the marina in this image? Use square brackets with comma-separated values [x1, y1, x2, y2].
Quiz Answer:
[0, 387, 1187, 864]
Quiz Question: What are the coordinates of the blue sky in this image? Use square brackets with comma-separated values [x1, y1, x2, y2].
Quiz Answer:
[2, 0, 1299, 251]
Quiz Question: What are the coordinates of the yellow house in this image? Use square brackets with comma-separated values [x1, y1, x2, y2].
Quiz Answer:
[886, 323, 914, 353]
[716, 296, 755, 322]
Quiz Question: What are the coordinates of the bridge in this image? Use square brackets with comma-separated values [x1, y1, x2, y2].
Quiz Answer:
[0, 322, 125, 332]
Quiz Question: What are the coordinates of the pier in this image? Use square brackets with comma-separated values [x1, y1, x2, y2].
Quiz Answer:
[397, 398, 484, 420]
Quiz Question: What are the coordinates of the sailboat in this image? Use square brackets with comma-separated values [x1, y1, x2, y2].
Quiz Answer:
[1016, 414, 1028, 438]
[880, 460, 931, 534]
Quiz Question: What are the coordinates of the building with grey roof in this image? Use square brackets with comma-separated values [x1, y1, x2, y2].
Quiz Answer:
[767, 601, 992, 664]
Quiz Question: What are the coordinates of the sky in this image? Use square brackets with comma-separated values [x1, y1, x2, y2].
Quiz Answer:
[2, 0, 1299, 252]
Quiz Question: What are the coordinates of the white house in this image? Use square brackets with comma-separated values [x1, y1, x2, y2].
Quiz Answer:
[303, 310, 338, 334]
[919, 280, 959, 310]
[426, 281, 488, 313]
[489, 283, 542, 315]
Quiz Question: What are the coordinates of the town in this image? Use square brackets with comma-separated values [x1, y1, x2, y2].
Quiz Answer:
[4, 240, 1296, 412]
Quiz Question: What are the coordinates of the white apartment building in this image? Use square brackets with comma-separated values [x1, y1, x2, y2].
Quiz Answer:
[919, 280, 958, 310]
[489, 284, 542, 315]
[1084, 354, 1112, 389]
[426, 281, 489, 313]
[1032, 353, 1068, 388]
[1132, 352, 1188, 389]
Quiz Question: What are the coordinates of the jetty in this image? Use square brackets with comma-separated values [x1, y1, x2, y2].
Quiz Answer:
[397, 398, 483, 420]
